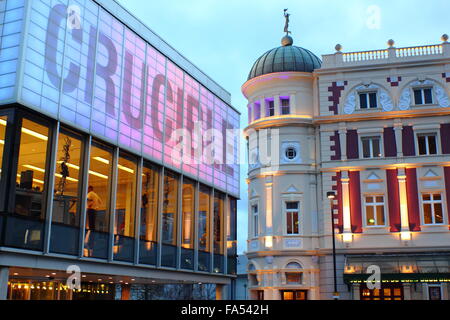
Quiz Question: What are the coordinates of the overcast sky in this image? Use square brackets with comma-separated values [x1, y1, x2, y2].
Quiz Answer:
[116, 0, 450, 254]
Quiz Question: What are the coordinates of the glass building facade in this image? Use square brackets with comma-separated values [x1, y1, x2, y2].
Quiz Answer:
[0, 0, 238, 299]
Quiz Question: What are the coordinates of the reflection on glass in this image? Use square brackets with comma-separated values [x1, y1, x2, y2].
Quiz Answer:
[213, 191, 224, 273]
[139, 162, 159, 265]
[84, 142, 112, 259]
[9, 118, 49, 250]
[0, 116, 6, 183]
[161, 170, 178, 267]
[50, 129, 83, 255]
[113, 152, 137, 262]
[181, 178, 195, 269]
[198, 185, 211, 272]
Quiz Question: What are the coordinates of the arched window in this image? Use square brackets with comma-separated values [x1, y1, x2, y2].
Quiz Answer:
[285, 262, 303, 284]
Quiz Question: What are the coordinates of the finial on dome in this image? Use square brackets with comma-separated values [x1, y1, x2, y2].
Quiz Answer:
[281, 9, 293, 46]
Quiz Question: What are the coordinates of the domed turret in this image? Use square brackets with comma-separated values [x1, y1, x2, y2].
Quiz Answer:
[247, 35, 321, 81]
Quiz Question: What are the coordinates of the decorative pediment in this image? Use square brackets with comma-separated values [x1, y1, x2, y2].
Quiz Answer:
[284, 184, 299, 194]
[250, 189, 259, 198]
[424, 170, 439, 178]
[367, 172, 381, 180]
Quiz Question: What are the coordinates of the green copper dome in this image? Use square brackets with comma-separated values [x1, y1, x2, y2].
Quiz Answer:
[247, 38, 322, 80]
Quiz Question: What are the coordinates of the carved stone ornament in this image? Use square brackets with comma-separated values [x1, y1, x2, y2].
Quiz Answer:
[343, 84, 393, 114]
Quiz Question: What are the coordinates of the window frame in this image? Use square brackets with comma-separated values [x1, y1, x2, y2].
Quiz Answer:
[413, 86, 434, 106]
[360, 135, 382, 159]
[363, 194, 386, 227]
[266, 99, 275, 117]
[416, 132, 438, 156]
[285, 201, 300, 235]
[358, 90, 378, 109]
[251, 203, 259, 238]
[0, 108, 16, 213]
[420, 192, 445, 225]
[280, 97, 290, 115]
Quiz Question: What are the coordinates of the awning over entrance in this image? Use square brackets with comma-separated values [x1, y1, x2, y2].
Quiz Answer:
[343, 253, 450, 284]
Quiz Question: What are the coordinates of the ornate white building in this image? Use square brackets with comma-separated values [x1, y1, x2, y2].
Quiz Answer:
[243, 32, 450, 300]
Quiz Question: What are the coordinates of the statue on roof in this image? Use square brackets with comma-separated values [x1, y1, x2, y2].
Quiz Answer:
[283, 9, 291, 35]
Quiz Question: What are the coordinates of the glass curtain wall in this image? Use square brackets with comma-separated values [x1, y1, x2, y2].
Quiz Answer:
[139, 161, 159, 265]
[0, 116, 6, 185]
[50, 129, 84, 255]
[84, 141, 113, 259]
[213, 191, 225, 273]
[181, 178, 195, 270]
[198, 185, 211, 272]
[161, 170, 179, 268]
[7, 118, 50, 250]
[113, 152, 137, 262]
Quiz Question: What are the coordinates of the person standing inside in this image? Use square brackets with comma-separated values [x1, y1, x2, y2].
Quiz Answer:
[85, 185, 102, 255]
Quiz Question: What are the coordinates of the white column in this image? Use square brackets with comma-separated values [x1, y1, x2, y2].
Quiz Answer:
[397, 168, 410, 232]
[341, 171, 351, 234]
[289, 92, 297, 114]
[0, 267, 9, 300]
[394, 122, 403, 157]
[339, 123, 347, 160]
[265, 176, 273, 241]
[274, 95, 280, 116]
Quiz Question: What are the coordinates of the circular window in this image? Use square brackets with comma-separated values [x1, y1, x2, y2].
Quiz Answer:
[285, 147, 297, 160]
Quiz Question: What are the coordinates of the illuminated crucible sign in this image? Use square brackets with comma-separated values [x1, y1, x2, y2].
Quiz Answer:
[15, 1, 239, 195]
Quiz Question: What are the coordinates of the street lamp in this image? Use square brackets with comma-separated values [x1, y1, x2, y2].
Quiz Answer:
[327, 191, 339, 300]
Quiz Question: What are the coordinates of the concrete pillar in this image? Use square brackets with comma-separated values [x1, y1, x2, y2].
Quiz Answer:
[216, 284, 229, 300]
[0, 267, 9, 300]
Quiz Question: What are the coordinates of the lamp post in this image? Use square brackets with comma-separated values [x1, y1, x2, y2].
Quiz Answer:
[327, 191, 339, 300]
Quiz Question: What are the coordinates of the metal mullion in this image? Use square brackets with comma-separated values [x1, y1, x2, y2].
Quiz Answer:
[108, 147, 119, 262]
[0, 109, 15, 213]
[176, 174, 183, 269]
[78, 135, 91, 258]
[134, 157, 143, 264]
[156, 166, 165, 267]
[223, 194, 229, 274]
[43, 121, 60, 254]
[193, 181, 199, 271]
[210, 188, 214, 273]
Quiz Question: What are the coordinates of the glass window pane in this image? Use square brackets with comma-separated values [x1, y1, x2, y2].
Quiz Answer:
[227, 198, 237, 275]
[286, 211, 292, 234]
[0, 116, 6, 183]
[423, 194, 431, 201]
[182, 178, 195, 249]
[372, 138, 381, 157]
[369, 92, 377, 108]
[366, 206, 375, 225]
[139, 162, 159, 265]
[414, 89, 423, 105]
[428, 135, 437, 154]
[84, 142, 113, 258]
[113, 153, 137, 262]
[366, 196, 374, 203]
[198, 185, 211, 251]
[12, 118, 49, 250]
[359, 93, 368, 109]
[418, 136, 427, 155]
[433, 194, 442, 201]
[51, 130, 83, 255]
[213, 191, 224, 257]
[434, 203, 443, 224]
[424, 88, 433, 104]
[376, 205, 385, 226]
[362, 139, 371, 158]
[423, 203, 432, 224]
[375, 196, 383, 203]
[293, 211, 299, 234]
[162, 171, 178, 245]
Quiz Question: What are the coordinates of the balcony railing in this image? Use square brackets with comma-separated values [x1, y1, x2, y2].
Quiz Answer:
[322, 42, 449, 68]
